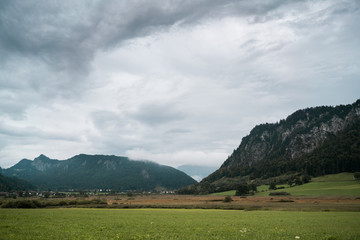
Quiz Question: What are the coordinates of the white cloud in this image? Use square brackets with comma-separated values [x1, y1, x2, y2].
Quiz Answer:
[126, 148, 227, 168]
[0, 0, 359, 168]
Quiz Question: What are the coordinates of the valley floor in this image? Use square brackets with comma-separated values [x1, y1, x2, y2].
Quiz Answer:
[2, 194, 360, 211]
[104, 194, 360, 211]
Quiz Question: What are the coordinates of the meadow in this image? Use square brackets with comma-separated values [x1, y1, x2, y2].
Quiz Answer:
[212, 173, 360, 197]
[1, 173, 359, 239]
[1, 208, 360, 240]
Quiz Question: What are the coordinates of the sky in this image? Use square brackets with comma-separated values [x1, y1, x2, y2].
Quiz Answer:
[0, 0, 359, 169]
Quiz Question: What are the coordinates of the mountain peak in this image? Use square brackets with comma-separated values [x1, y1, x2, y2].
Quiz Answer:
[34, 154, 50, 161]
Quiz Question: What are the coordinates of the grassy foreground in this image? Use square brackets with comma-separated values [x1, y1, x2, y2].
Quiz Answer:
[0, 208, 359, 240]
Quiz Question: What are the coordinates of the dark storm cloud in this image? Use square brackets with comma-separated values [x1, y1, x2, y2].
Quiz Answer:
[2, 0, 355, 76]
[0, 0, 98, 79]
[0, 0, 288, 119]
[0, 0, 287, 66]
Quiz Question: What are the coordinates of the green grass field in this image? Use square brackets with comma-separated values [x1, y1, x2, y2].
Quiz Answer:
[1, 173, 359, 239]
[211, 190, 237, 196]
[258, 173, 360, 197]
[0, 208, 359, 240]
[213, 173, 360, 197]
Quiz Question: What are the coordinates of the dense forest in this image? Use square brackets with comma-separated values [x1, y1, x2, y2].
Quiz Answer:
[178, 99, 360, 194]
[0, 172, 35, 192]
[2, 154, 196, 191]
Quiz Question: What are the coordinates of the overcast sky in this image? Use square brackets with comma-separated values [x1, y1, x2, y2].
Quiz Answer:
[0, 0, 359, 168]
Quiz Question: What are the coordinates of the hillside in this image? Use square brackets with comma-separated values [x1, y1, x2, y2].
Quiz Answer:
[2, 154, 196, 191]
[179, 99, 360, 194]
[212, 173, 360, 197]
[0, 172, 35, 192]
[258, 173, 360, 197]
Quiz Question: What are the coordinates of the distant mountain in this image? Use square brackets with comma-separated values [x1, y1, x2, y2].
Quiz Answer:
[177, 165, 218, 181]
[179, 99, 360, 194]
[0, 172, 35, 192]
[2, 154, 196, 191]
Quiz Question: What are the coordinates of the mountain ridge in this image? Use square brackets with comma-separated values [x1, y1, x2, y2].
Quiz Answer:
[2, 154, 196, 191]
[179, 99, 360, 194]
[210, 99, 360, 180]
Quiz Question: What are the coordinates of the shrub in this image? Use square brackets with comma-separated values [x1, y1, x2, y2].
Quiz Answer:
[302, 174, 311, 183]
[235, 183, 249, 196]
[2, 200, 38, 208]
[223, 196, 233, 203]
[295, 177, 303, 185]
[91, 198, 107, 204]
[76, 199, 92, 205]
[277, 199, 294, 202]
[69, 200, 78, 205]
[32, 200, 45, 208]
[269, 192, 291, 196]
[354, 172, 360, 180]
[59, 200, 68, 206]
[1, 201, 16, 208]
[0, 198, 109, 208]
[269, 182, 276, 190]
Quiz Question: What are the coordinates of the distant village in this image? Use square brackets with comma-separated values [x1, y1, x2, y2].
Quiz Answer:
[0, 188, 176, 199]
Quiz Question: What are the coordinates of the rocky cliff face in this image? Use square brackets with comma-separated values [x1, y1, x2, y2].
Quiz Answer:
[205, 99, 360, 182]
[31, 154, 60, 172]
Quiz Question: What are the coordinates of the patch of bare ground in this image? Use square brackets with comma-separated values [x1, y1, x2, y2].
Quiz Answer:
[101, 195, 360, 211]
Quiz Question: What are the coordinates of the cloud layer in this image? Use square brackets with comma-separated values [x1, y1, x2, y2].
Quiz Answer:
[1, 0, 359, 168]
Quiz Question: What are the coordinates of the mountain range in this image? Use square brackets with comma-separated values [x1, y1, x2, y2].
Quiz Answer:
[2, 100, 359, 193]
[179, 99, 360, 194]
[1, 154, 196, 191]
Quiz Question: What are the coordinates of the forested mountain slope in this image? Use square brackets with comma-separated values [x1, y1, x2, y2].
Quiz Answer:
[0, 172, 35, 192]
[2, 154, 196, 191]
[206, 99, 360, 183]
[178, 100, 360, 194]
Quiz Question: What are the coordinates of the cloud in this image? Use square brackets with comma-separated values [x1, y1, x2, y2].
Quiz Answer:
[0, 0, 290, 70]
[130, 103, 185, 126]
[0, 0, 359, 168]
[126, 148, 227, 167]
